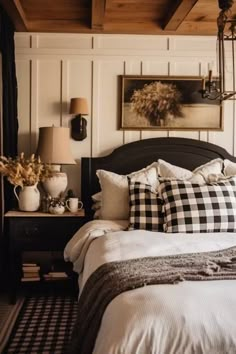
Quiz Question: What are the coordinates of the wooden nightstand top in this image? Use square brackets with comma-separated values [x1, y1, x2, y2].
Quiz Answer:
[5, 209, 85, 218]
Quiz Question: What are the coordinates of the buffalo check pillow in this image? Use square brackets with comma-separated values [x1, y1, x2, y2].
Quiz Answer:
[128, 179, 164, 231]
[158, 177, 236, 233]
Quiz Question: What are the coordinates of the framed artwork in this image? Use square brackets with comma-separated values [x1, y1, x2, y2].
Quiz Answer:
[119, 75, 222, 130]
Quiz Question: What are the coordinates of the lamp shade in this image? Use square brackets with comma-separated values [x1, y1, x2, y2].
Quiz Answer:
[37, 126, 75, 165]
[69, 98, 89, 115]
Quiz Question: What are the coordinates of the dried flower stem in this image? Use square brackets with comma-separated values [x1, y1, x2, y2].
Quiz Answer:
[0, 153, 53, 187]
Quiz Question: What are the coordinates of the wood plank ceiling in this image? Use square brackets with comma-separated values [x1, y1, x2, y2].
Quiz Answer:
[1, 0, 236, 35]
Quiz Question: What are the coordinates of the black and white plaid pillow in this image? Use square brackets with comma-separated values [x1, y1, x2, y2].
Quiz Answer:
[128, 180, 164, 231]
[158, 177, 236, 233]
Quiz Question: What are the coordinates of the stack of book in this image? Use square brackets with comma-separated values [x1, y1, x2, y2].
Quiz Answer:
[21, 263, 41, 282]
[43, 271, 68, 281]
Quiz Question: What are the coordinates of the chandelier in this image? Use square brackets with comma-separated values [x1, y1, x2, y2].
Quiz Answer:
[201, 0, 236, 100]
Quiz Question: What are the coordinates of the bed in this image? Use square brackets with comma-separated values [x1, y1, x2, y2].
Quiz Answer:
[64, 137, 236, 354]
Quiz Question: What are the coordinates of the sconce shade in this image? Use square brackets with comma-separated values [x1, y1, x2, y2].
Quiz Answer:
[37, 126, 75, 164]
[69, 98, 89, 115]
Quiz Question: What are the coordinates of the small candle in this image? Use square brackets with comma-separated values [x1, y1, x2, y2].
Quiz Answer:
[202, 77, 206, 90]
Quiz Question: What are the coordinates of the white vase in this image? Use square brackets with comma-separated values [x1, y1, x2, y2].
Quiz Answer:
[42, 172, 68, 198]
[14, 184, 40, 211]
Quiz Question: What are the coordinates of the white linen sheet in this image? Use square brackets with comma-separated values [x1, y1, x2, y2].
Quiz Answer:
[64, 220, 236, 354]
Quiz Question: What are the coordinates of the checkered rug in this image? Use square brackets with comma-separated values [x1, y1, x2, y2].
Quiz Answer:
[3, 295, 78, 354]
[0, 296, 24, 353]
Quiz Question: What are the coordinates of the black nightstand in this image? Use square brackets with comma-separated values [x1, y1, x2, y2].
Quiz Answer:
[5, 210, 89, 304]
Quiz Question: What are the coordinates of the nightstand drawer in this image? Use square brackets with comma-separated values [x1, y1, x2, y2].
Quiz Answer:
[10, 218, 84, 251]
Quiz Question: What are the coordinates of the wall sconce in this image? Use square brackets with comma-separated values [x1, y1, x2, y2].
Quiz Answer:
[69, 97, 89, 141]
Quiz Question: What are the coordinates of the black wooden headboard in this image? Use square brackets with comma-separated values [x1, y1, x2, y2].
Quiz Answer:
[81, 137, 236, 215]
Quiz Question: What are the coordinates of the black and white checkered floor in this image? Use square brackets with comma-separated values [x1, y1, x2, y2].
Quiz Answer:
[3, 294, 78, 354]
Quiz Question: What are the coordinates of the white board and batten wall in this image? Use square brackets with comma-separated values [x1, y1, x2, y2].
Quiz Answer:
[15, 33, 236, 197]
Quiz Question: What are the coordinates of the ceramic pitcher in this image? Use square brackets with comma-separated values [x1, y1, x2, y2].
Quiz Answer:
[14, 184, 40, 211]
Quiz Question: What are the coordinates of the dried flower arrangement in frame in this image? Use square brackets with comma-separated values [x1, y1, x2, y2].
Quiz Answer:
[119, 75, 222, 130]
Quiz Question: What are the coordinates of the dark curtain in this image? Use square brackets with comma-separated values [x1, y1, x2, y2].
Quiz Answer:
[0, 5, 18, 211]
[0, 5, 18, 286]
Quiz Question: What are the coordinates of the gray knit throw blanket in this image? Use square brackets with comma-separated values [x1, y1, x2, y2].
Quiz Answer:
[68, 246, 236, 354]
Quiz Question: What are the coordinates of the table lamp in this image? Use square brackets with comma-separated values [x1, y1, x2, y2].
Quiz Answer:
[36, 126, 75, 198]
[69, 97, 89, 141]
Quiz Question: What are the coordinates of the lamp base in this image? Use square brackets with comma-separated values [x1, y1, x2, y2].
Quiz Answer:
[42, 172, 68, 198]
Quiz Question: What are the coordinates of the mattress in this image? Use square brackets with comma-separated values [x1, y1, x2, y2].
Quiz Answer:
[64, 220, 236, 354]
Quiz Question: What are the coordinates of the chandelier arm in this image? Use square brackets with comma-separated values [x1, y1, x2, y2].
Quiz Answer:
[222, 31, 225, 94]
[200, 2, 236, 101]
[232, 30, 236, 95]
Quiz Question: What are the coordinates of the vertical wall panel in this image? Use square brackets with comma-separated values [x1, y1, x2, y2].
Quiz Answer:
[199, 131, 208, 141]
[173, 60, 200, 76]
[92, 59, 124, 157]
[233, 101, 236, 155]
[16, 59, 31, 155]
[30, 60, 39, 153]
[209, 101, 234, 154]
[63, 59, 92, 198]
[91, 60, 100, 157]
[61, 59, 69, 128]
[37, 60, 61, 128]
[142, 61, 169, 76]
[169, 131, 199, 139]
[66, 59, 92, 159]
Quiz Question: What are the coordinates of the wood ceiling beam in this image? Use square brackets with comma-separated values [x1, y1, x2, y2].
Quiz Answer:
[0, 0, 28, 31]
[91, 0, 106, 31]
[0, 0, 28, 32]
[163, 0, 198, 31]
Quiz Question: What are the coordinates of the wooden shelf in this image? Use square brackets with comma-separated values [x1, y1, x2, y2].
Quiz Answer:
[5, 209, 85, 217]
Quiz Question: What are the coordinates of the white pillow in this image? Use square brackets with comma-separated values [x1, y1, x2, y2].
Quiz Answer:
[158, 159, 193, 180]
[92, 192, 102, 202]
[91, 192, 102, 219]
[193, 158, 223, 178]
[93, 209, 101, 219]
[96, 162, 159, 220]
[224, 159, 236, 176]
[158, 158, 224, 184]
[91, 201, 101, 211]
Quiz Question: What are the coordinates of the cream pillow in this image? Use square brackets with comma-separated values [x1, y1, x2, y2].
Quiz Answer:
[158, 158, 224, 184]
[91, 201, 101, 211]
[92, 192, 102, 202]
[193, 158, 224, 179]
[93, 209, 101, 219]
[224, 159, 236, 176]
[96, 162, 159, 220]
[158, 159, 193, 179]
[91, 192, 102, 219]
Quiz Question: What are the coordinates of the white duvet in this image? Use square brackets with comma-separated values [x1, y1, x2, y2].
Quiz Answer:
[64, 220, 236, 354]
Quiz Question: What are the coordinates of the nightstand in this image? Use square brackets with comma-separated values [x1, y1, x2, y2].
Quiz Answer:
[5, 210, 90, 304]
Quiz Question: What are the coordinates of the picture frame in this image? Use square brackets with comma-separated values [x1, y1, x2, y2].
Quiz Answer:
[119, 75, 223, 130]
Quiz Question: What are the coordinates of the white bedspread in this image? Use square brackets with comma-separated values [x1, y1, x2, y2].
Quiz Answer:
[64, 220, 236, 354]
